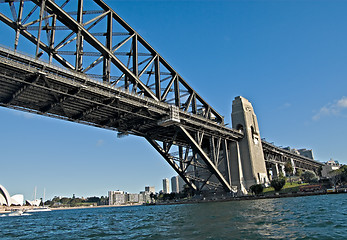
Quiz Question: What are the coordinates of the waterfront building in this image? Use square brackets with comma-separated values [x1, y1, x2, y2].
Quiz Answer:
[178, 176, 185, 192]
[109, 189, 156, 205]
[26, 199, 41, 206]
[108, 191, 113, 205]
[140, 191, 151, 203]
[145, 186, 155, 193]
[11, 194, 24, 206]
[282, 147, 314, 160]
[163, 178, 170, 194]
[171, 175, 186, 193]
[171, 176, 179, 193]
[321, 159, 341, 178]
[127, 194, 139, 203]
[298, 149, 314, 159]
[108, 191, 126, 205]
[138, 193, 144, 203]
[0, 184, 24, 206]
[0, 184, 12, 206]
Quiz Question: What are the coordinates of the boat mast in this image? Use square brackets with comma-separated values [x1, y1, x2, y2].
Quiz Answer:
[43, 188, 46, 207]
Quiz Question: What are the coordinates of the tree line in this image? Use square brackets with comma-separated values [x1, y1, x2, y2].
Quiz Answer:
[44, 195, 109, 207]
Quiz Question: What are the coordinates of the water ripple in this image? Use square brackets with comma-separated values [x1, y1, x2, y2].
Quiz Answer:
[0, 194, 346, 239]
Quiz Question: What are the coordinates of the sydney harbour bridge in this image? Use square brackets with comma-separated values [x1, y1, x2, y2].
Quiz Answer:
[0, 0, 323, 194]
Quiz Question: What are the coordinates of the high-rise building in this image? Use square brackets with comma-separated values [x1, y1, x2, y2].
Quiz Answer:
[171, 176, 179, 193]
[139, 191, 151, 203]
[145, 186, 155, 193]
[163, 178, 170, 194]
[108, 191, 126, 205]
[178, 176, 185, 192]
[127, 194, 139, 203]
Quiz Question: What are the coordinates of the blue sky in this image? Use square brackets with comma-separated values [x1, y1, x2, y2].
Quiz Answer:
[0, 0, 346, 200]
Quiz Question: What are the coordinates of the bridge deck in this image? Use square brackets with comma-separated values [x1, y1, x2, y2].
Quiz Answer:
[262, 141, 323, 169]
[0, 46, 243, 146]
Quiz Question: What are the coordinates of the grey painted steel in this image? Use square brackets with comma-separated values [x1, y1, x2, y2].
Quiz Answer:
[145, 136, 198, 192]
[177, 125, 232, 192]
[0, 46, 242, 192]
[0, 0, 224, 124]
[0, 0, 323, 194]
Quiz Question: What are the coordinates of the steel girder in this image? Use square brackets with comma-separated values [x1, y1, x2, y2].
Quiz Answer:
[177, 126, 232, 192]
[0, 47, 164, 133]
[145, 124, 234, 193]
[0, 0, 224, 124]
[0, 48, 241, 193]
[262, 141, 323, 174]
[0, 0, 239, 194]
[0, 1, 324, 193]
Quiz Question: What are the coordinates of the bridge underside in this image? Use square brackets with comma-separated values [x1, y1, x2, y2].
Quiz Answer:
[263, 142, 323, 177]
[0, 47, 323, 194]
[0, 47, 244, 193]
[0, 0, 323, 195]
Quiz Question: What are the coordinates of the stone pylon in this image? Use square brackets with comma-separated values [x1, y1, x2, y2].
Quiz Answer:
[230, 96, 268, 194]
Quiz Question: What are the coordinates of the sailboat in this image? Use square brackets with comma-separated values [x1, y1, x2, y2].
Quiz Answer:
[25, 187, 51, 213]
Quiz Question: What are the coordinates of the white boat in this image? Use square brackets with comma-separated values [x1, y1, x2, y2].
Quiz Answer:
[25, 187, 51, 212]
[25, 207, 51, 213]
[8, 210, 24, 216]
[26, 186, 41, 207]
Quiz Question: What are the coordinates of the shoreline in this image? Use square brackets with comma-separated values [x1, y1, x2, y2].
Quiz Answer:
[1, 191, 345, 213]
[159, 190, 347, 206]
[0, 203, 141, 213]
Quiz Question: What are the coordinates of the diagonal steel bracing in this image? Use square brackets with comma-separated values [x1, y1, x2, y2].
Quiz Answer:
[177, 126, 232, 192]
[0, 0, 224, 124]
[2, 74, 40, 105]
[145, 136, 198, 192]
[39, 76, 81, 114]
[72, 97, 118, 120]
[0, 1, 255, 194]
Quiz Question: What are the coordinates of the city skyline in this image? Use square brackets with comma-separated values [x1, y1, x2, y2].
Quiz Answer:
[0, 0, 347, 200]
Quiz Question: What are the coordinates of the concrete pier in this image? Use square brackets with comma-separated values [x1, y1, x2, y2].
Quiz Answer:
[231, 96, 269, 193]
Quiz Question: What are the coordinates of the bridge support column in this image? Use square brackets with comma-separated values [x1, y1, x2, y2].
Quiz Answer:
[280, 164, 286, 176]
[231, 96, 269, 192]
[290, 158, 296, 176]
[229, 141, 247, 195]
[272, 163, 279, 178]
[266, 162, 273, 181]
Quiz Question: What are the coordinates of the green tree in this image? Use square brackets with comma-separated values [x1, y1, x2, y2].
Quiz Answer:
[295, 169, 303, 177]
[329, 170, 341, 190]
[271, 178, 286, 192]
[302, 171, 318, 183]
[60, 197, 70, 205]
[169, 193, 176, 200]
[150, 192, 155, 203]
[51, 196, 60, 202]
[341, 165, 347, 182]
[70, 198, 82, 207]
[249, 184, 264, 195]
[285, 161, 294, 185]
[99, 196, 109, 205]
[285, 161, 294, 176]
[182, 184, 193, 198]
[86, 196, 100, 204]
[333, 165, 347, 183]
[329, 165, 347, 188]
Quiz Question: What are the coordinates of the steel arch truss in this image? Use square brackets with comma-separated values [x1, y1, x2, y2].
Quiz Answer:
[0, 0, 224, 124]
[146, 125, 233, 193]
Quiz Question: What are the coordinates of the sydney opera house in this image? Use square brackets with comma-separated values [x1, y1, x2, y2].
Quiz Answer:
[0, 184, 24, 206]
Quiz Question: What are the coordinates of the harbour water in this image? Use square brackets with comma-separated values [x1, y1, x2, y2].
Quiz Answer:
[0, 194, 346, 239]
